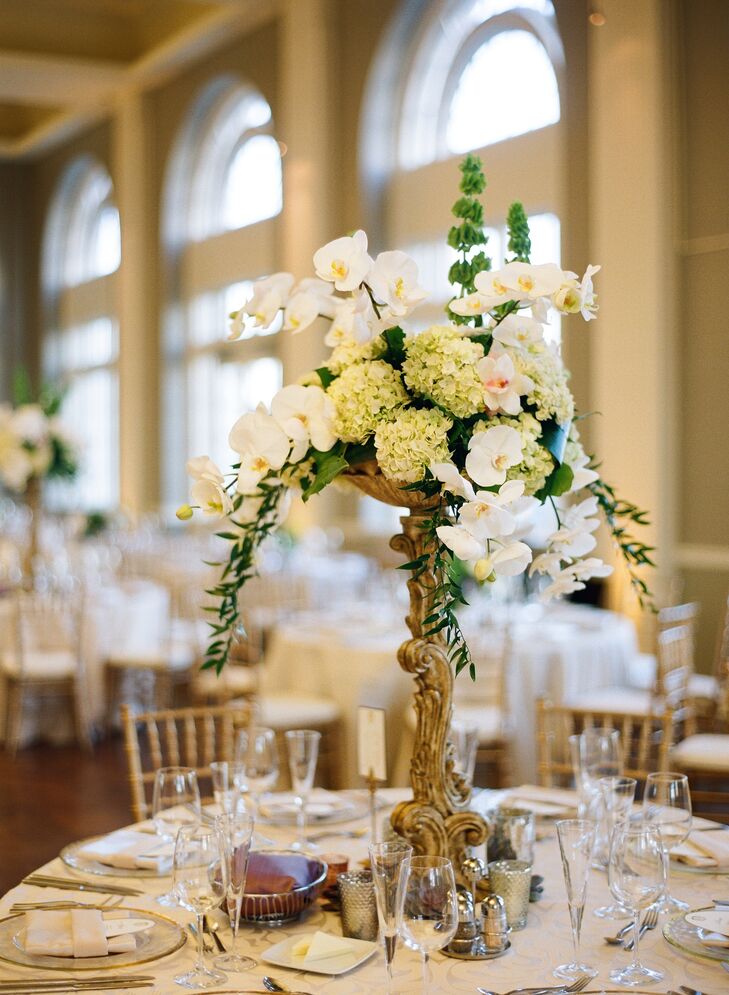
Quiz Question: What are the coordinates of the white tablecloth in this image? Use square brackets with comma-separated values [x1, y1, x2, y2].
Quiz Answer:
[264, 603, 638, 787]
[0, 788, 724, 993]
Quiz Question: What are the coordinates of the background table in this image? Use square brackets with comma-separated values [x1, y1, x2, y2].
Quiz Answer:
[1, 789, 723, 993]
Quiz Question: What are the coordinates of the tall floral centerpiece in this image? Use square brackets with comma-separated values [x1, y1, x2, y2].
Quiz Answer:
[0, 376, 79, 583]
[179, 156, 653, 874]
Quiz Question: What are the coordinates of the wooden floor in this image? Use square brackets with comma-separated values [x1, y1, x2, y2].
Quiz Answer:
[0, 737, 131, 895]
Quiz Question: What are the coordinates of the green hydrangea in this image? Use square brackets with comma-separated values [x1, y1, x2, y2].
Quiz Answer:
[402, 325, 485, 418]
[326, 336, 385, 375]
[327, 360, 408, 443]
[512, 345, 574, 424]
[473, 411, 554, 495]
[375, 407, 453, 483]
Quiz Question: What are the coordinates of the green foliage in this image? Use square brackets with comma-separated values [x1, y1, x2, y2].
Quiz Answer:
[589, 472, 657, 612]
[534, 461, 573, 501]
[539, 418, 571, 465]
[446, 156, 491, 326]
[301, 446, 349, 502]
[315, 366, 335, 389]
[381, 326, 406, 368]
[506, 202, 532, 262]
[12, 368, 33, 405]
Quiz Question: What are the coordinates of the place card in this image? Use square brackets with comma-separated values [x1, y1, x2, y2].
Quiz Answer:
[357, 706, 387, 782]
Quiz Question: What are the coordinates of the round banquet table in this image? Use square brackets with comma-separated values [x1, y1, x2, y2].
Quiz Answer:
[262, 603, 638, 787]
[0, 788, 724, 993]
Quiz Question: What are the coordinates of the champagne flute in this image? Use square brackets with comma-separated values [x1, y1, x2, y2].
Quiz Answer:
[642, 771, 692, 913]
[285, 729, 320, 851]
[173, 825, 227, 989]
[369, 840, 413, 993]
[554, 819, 598, 981]
[608, 824, 666, 986]
[214, 812, 255, 972]
[593, 776, 637, 919]
[401, 855, 458, 995]
[152, 766, 201, 907]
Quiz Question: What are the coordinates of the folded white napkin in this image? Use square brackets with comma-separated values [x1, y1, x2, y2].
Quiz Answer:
[259, 790, 353, 819]
[501, 784, 579, 817]
[24, 910, 137, 958]
[77, 829, 173, 871]
[672, 830, 729, 868]
[292, 931, 357, 963]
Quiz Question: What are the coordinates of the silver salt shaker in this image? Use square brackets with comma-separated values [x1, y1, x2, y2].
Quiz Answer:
[481, 893, 510, 952]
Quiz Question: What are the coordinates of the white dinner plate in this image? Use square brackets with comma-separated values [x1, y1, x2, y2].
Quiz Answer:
[261, 933, 377, 976]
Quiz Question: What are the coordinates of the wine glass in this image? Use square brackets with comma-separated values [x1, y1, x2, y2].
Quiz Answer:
[214, 812, 255, 972]
[450, 720, 479, 786]
[593, 776, 637, 919]
[571, 728, 622, 817]
[235, 727, 279, 818]
[173, 825, 227, 989]
[209, 761, 245, 816]
[554, 819, 598, 981]
[642, 771, 692, 913]
[401, 855, 458, 995]
[285, 729, 320, 851]
[152, 766, 201, 907]
[369, 840, 413, 993]
[608, 824, 666, 986]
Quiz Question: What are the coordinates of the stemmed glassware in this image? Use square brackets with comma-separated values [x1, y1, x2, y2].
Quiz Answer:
[593, 776, 637, 919]
[401, 855, 458, 995]
[450, 721, 479, 787]
[608, 824, 666, 986]
[554, 819, 598, 981]
[214, 812, 255, 973]
[173, 825, 226, 989]
[209, 761, 246, 816]
[152, 766, 201, 907]
[642, 772, 692, 913]
[285, 729, 321, 851]
[369, 840, 413, 993]
[236, 726, 279, 819]
[570, 728, 622, 820]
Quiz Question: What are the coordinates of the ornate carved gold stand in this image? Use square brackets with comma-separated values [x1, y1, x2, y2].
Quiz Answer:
[344, 460, 489, 882]
[22, 476, 40, 589]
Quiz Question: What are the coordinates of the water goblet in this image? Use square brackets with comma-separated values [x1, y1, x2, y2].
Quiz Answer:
[401, 855, 458, 995]
[369, 840, 412, 993]
[209, 761, 245, 816]
[642, 771, 692, 913]
[214, 812, 256, 972]
[235, 726, 279, 819]
[450, 720, 479, 786]
[285, 729, 320, 851]
[554, 819, 598, 981]
[173, 825, 227, 989]
[608, 824, 666, 986]
[152, 766, 201, 907]
[593, 776, 637, 919]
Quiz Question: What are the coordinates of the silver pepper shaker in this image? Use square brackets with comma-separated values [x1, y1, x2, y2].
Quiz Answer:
[462, 856, 486, 906]
[481, 893, 510, 952]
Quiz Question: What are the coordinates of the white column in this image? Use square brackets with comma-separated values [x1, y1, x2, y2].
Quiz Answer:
[588, 0, 678, 623]
[112, 92, 159, 517]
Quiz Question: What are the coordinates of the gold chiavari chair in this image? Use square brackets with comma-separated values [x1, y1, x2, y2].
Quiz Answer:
[120, 702, 254, 821]
[536, 698, 675, 792]
[689, 593, 729, 730]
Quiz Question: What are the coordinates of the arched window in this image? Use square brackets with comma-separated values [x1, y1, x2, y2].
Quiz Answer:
[359, 0, 564, 531]
[162, 77, 284, 508]
[42, 155, 121, 510]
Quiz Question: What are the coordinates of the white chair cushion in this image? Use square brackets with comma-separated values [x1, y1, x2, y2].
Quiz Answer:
[628, 652, 657, 691]
[195, 667, 258, 696]
[254, 693, 341, 728]
[689, 673, 718, 700]
[107, 652, 167, 670]
[404, 702, 503, 743]
[2, 650, 77, 679]
[565, 687, 652, 715]
[672, 734, 729, 772]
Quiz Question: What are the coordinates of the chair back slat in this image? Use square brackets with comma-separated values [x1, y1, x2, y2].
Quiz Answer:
[121, 703, 254, 821]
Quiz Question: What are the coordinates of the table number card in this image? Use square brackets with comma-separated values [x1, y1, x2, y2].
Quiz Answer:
[357, 706, 387, 782]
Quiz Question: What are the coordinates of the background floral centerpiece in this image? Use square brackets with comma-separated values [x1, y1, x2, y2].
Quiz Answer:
[180, 156, 654, 677]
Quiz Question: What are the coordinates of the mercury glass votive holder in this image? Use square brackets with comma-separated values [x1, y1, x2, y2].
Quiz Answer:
[488, 859, 532, 931]
[337, 869, 378, 941]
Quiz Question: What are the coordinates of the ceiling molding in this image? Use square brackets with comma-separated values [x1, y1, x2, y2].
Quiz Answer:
[0, 51, 125, 107]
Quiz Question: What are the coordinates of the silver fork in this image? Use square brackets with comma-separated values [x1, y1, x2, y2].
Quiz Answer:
[477, 976, 591, 995]
[10, 895, 124, 912]
[624, 907, 659, 951]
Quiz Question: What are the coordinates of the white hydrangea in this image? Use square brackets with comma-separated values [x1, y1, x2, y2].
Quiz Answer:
[472, 412, 553, 496]
[402, 325, 485, 418]
[375, 407, 453, 483]
[327, 360, 408, 443]
[511, 345, 574, 424]
[326, 335, 385, 375]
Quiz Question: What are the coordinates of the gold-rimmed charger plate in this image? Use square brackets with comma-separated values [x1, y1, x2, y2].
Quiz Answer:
[662, 905, 729, 964]
[0, 905, 185, 972]
[61, 836, 170, 879]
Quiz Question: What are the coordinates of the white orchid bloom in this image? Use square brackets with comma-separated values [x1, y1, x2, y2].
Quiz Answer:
[228, 309, 245, 341]
[324, 299, 365, 347]
[271, 384, 336, 461]
[369, 250, 427, 317]
[465, 424, 523, 488]
[542, 570, 586, 600]
[567, 452, 599, 491]
[550, 523, 598, 558]
[430, 462, 475, 501]
[531, 297, 551, 324]
[229, 406, 291, 494]
[473, 270, 515, 304]
[565, 557, 613, 581]
[491, 540, 533, 576]
[529, 550, 565, 578]
[476, 350, 532, 415]
[509, 495, 540, 540]
[313, 230, 373, 292]
[191, 477, 233, 518]
[460, 490, 516, 541]
[578, 264, 600, 321]
[283, 292, 322, 334]
[244, 272, 295, 328]
[435, 524, 486, 562]
[564, 494, 600, 527]
[491, 313, 544, 350]
[186, 455, 225, 485]
[12, 404, 47, 444]
[449, 292, 495, 317]
[498, 262, 566, 301]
